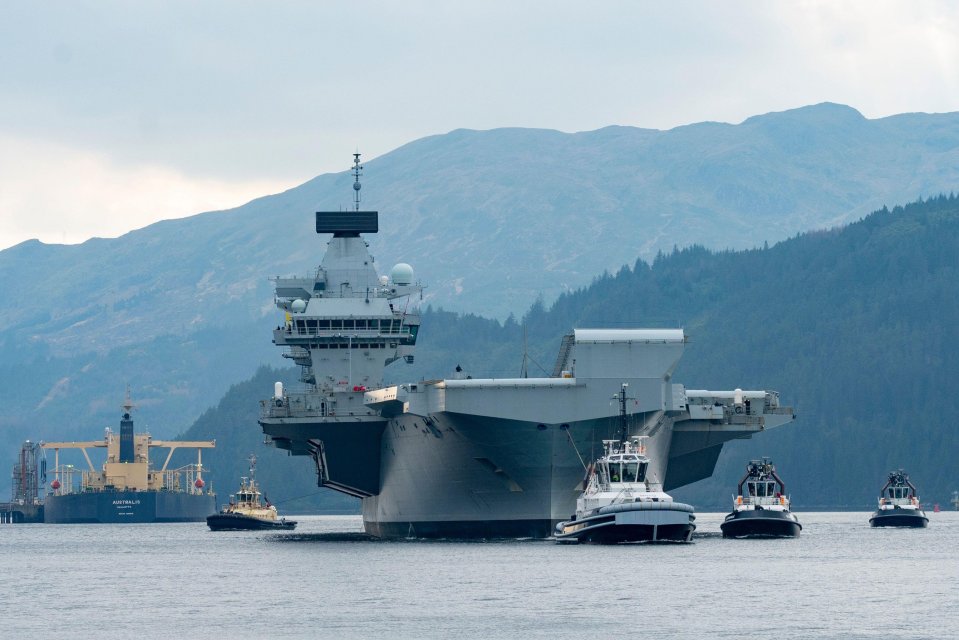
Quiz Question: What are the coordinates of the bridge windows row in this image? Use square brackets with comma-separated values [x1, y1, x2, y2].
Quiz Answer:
[310, 342, 390, 349]
[292, 318, 410, 334]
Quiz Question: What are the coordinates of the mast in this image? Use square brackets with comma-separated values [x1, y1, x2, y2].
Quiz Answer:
[521, 325, 529, 378]
[614, 383, 631, 444]
[352, 152, 363, 211]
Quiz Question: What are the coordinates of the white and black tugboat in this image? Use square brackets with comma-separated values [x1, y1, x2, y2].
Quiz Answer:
[869, 470, 928, 528]
[720, 458, 801, 538]
[207, 455, 296, 531]
[554, 386, 696, 544]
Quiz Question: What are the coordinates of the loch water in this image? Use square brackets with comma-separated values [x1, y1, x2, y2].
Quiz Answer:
[2, 512, 957, 639]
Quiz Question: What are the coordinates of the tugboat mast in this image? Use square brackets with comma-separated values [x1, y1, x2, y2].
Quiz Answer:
[614, 383, 633, 444]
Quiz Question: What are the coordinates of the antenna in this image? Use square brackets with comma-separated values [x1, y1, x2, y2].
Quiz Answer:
[612, 383, 635, 444]
[122, 385, 136, 416]
[352, 152, 363, 211]
[521, 325, 529, 378]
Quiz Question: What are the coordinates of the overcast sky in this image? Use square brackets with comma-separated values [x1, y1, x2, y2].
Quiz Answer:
[1, 1, 958, 251]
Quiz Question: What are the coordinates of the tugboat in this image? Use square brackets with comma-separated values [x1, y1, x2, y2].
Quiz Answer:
[720, 459, 801, 538]
[554, 386, 696, 544]
[554, 437, 696, 543]
[207, 455, 296, 531]
[869, 470, 928, 528]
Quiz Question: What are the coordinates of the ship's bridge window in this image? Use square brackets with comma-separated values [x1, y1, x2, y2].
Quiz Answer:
[608, 463, 621, 482]
[748, 482, 776, 498]
[619, 461, 647, 483]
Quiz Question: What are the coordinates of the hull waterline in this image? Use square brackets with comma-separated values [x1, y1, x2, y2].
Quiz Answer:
[720, 509, 802, 538]
[44, 491, 215, 524]
[207, 512, 297, 531]
[869, 510, 928, 528]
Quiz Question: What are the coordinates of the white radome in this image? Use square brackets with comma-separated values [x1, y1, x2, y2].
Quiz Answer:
[390, 263, 414, 286]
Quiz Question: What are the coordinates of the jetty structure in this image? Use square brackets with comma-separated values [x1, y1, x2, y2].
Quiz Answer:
[1, 441, 46, 524]
[259, 154, 796, 538]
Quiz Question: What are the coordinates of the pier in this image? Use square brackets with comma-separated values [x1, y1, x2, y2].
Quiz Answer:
[0, 501, 43, 524]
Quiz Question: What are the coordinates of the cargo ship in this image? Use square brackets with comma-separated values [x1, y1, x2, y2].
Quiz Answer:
[42, 393, 216, 523]
[259, 154, 795, 538]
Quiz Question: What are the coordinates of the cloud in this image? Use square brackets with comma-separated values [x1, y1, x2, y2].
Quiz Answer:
[0, 1, 957, 250]
[0, 134, 289, 250]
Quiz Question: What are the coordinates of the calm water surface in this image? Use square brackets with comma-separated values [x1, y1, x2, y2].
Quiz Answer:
[2, 512, 957, 639]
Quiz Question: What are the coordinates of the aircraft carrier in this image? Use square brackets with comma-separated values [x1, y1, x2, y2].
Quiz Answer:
[259, 154, 795, 538]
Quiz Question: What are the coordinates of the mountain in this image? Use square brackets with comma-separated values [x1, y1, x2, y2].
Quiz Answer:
[4, 103, 959, 495]
[221, 194, 956, 511]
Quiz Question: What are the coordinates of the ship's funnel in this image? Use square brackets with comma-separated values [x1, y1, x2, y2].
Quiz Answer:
[119, 412, 135, 463]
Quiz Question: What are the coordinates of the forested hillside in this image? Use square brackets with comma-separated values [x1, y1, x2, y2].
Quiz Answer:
[182, 195, 959, 511]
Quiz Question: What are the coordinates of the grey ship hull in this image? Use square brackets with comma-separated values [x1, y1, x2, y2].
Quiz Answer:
[369, 415, 760, 538]
[365, 415, 606, 538]
[44, 491, 215, 524]
[264, 380, 791, 539]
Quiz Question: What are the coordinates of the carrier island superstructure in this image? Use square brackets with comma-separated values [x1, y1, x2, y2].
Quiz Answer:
[259, 155, 795, 538]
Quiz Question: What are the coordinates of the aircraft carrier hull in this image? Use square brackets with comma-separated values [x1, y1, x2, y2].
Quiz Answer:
[362, 414, 616, 538]
[264, 382, 791, 539]
[44, 491, 216, 524]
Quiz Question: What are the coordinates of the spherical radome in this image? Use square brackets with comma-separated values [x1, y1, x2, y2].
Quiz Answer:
[391, 263, 414, 286]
